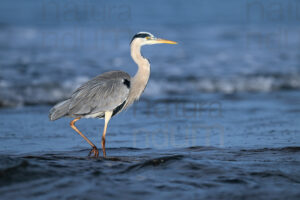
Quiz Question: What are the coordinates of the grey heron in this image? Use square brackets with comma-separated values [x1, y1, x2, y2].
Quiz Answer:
[49, 32, 177, 157]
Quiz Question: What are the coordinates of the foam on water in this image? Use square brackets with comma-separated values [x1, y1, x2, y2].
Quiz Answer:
[1, 72, 300, 106]
[0, 21, 300, 107]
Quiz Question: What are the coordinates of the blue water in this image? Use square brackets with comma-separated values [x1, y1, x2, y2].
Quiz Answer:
[0, 92, 300, 199]
[0, 0, 300, 199]
[0, 0, 300, 106]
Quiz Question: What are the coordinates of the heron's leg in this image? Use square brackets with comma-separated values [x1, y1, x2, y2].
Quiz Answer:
[101, 111, 113, 157]
[70, 118, 99, 157]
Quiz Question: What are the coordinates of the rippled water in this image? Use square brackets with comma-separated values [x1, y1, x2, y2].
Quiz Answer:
[1, 147, 300, 199]
[0, 0, 300, 199]
[1, 92, 300, 199]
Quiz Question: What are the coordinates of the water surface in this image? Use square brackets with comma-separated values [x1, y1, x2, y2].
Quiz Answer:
[0, 0, 300, 199]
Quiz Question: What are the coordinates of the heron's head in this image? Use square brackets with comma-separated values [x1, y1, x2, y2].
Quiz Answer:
[130, 32, 177, 46]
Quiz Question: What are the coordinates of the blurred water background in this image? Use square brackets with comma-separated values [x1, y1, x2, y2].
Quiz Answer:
[0, 0, 299, 199]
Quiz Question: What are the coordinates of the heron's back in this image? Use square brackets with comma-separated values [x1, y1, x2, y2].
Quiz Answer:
[49, 71, 131, 121]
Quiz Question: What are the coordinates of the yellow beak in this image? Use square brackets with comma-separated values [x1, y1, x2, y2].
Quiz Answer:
[155, 38, 177, 44]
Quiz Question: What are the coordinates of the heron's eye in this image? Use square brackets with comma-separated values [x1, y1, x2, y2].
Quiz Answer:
[145, 36, 151, 40]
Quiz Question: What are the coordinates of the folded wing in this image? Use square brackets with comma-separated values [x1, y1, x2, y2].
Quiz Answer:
[68, 71, 131, 116]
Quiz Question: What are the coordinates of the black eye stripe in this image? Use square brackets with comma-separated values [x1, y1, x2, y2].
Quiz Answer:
[135, 33, 151, 38]
[130, 33, 152, 44]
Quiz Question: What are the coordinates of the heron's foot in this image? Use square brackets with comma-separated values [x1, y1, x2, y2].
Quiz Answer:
[88, 146, 99, 158]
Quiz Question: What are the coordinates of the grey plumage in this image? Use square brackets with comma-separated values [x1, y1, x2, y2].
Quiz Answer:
[48, 31, 177, 157]
[49, 99, 70, 121]
[49, 71, 130, 121]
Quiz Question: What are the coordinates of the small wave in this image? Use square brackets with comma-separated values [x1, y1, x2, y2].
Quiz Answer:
[186, 146, 220, 151]
[240, 146, 300, 153]
[217, 177, 247, 184]
[0, 157, 57, 187]
[122, 155, 184, 173]
[249, 171, 300, 183]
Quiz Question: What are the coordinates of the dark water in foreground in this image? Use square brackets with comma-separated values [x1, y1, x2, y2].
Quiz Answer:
[1, 147, 299, 200]
[0, 92, 300, 199]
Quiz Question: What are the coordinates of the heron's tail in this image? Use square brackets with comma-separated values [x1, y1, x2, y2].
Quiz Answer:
[49, 99, 70, 121]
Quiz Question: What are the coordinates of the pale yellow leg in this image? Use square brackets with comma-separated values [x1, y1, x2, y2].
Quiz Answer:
[101, 111, 113, 157]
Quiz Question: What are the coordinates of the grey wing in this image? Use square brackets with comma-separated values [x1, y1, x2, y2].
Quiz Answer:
[68, 71, 131, 116]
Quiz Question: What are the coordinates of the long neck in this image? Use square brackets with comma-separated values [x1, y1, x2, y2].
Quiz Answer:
[126, 42, 150, 106]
